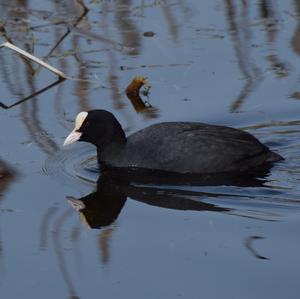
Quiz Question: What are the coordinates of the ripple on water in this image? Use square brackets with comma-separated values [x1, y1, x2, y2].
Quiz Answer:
[43, 122, 300, 220]
[43, 143, 99, 189]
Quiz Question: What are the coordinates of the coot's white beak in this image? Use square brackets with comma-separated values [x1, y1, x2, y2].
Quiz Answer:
[63, 130, 82, 146]
[63, 111, 88, 146]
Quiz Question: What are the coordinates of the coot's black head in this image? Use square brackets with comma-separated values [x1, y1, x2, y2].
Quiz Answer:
[63, 110, 126, 147]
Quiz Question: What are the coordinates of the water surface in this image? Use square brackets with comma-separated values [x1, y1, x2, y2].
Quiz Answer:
[0, 1, 300, 298]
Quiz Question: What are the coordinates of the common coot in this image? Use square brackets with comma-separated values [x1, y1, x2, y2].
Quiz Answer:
[63, 110, 283, 174]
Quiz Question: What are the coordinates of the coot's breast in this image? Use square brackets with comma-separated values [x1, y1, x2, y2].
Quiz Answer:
[101, 122, 281, 174]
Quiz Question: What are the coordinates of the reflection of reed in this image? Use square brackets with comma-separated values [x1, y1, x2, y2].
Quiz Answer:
[39, 206, 58, 250]
[0, 1, 29, 98]
[35, 0, 89, 70]
[20, 71, 59, 155]
[0, 51, 25, 101]
[225, 0, 262, 112]
[52, 209, 79, 299]
[259, 0, 278, 43]
[52, 8, 73, 131]
[0, 4, 85, 292]
[0, 78, 65, 109]
[54, 82, 72, 130]
[72, 34, 91, 112]
[100, 1, 125, 110]
[259, 0, 289, 77]
[114, 0, 141, 55]
[291, 0, 300, 55]
[0, 225, 5, 275]
[70, 226, 84, 274]
[161, 0, 179, 43]
[0, 0, 60, 155]
[0, 161, 15, 197]
[98, 227, 114, 265]
[245, 235, 269, 260]
[40, 205, 82, 297]
[0, 160, 16, 275]
[0, 4, 29, 278]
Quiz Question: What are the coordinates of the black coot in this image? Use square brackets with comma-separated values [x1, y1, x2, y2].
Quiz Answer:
[63, 110, 283, 174]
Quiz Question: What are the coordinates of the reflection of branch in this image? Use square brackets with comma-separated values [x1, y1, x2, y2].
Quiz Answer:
[245, 236, 269, 260]
[98, 227, 115, 265]
[0, 160, 17, 197]
[259, 0, 278, 43]
[0, 224, 6, 275]
[161, 0, 179, 42]
[265, 54, 289, 77]
[0, 78, 65, 109]
[33, 0, 89, 75]
[230, 66, 261, 112]
[54, 81, 72, 130]
[52, 209, 79, 298]
[76, 0, 89, 14]
[0, 42, 64, 153]
[69, 26, 135, 53]
[0, 160, 17, 275]
[39, 207, 58, 250]
[72, 32, 92, 112]
[20, 77, 60, 155]
[100, 1, 124, 111]
[259, 1, 289, 77]
[225, 0, 262, 112]
[114, 0, 141, 55]
[291, 0, 300, 67]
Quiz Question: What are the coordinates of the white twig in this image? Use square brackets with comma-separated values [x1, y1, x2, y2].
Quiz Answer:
[0, 41, 67, 79]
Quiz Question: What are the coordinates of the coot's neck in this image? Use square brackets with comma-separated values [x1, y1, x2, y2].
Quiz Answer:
[95, 125, 127, 165]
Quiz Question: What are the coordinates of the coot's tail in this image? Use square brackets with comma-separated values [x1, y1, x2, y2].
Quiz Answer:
[266, 150, 284, 163]
[237, 149, 283, 172]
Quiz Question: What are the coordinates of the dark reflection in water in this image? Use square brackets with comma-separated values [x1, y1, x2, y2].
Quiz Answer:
[67, 175, 127, 229]
[245, 235, 269, 260]
[259, 0, 278, 43]
[100, 1, 124, 111]
[291, 0, 300, 55]
[66, 166, 276, 230]
[0, 0, 91, 158]
[0, 159, 16, 275]
[0, 160, 16, 196]
[114, 0, 141, 56]
[0, 0, 60, 156]
[259, 0, 289, 77]
[52, 208, 80, 299]
[225, 0, 262, 112]
[39, 206, 59, 250]
[161, 0, 180, 43]
[225, 0, 290, 112]
[62, 165, 278, 275]
[20, 78, 60, 155]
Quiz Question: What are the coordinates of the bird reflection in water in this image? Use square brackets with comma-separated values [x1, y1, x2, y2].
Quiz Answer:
[66, 167, 272, 229]
[67, 175, 127, 229]
[65, 168, 273, 270]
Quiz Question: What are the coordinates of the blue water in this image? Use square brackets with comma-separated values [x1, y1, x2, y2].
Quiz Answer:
[0, 0, 300, 298]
